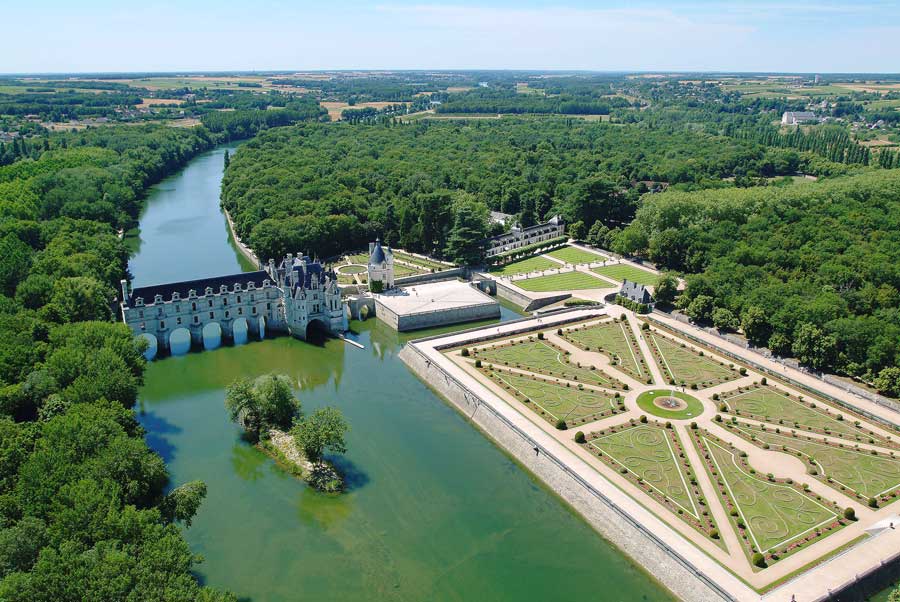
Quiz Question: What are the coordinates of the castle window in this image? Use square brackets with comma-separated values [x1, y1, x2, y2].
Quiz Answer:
[225, 311, 230, 318]
[223, 298, 228, 306]
[192, 302, 197, 311]
[139, 310, 144, 318]
[238, 308, 243, 315]
[208, 300, 213, 308]
[175, 305, 180, 312]
[266, 303, 271, 310]
[140, 322, 145, 330]
[237, 296, 241, 303]
[209, 312, 214, 319]
[177, 317, 182, 325]
[250, 294, 255, 301]
[194, 316, 199, 324]
[252, 307, 257, 315]
[160, 321, 165, 329]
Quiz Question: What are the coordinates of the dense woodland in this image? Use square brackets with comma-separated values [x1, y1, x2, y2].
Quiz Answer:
[622, 170, 900, 394]
[0, 124, 236, 600]
[221, 118, 808, 262]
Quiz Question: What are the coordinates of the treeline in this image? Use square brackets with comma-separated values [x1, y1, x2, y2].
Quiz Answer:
[619, 170, 900, 395]
[0, 90, 144, 121]
[221, 118, 790, 263]
[729, 124, 871, 165]
[0, 124, 234, 600]
[200, 102, 326, 140]
[434, 89, 630, 115]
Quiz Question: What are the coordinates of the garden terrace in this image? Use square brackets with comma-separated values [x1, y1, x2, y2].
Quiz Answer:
[647, 330, 739, 388]
[561, 318, 650, 381]
[690, 428, 845, 568]
[585, 421, 723, 548]
[719, 384, 894, 445]
[482, 367, 620, 427]
[514, 271, 609, 292]
[726, 421, 900, 504]
[546, 245, 609, 265]
[472, 337, 626, 389]
[592, 263, 659, 286]
[490, 255, 559, 276]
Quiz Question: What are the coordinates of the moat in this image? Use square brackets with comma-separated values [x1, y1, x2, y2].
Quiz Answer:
[129, 143, 673, 601]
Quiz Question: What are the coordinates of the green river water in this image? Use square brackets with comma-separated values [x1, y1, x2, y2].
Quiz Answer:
[129, 143, 674, 601]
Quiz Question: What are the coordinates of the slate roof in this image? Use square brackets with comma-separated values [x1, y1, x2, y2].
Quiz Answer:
[619, 279, 653, 304]
[128, 270, 270, 305]
[370, 239, 386, 264]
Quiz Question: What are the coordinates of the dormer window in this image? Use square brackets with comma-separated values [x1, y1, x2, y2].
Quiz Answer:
[189, 289, 197, 298]
[135, 297, 144, 307]
[234, 283, 242, 292]
[154, 294, 163, 304]
[205, 287, 213, 296]
[172, 292, 181, 301]
[219, 285, 228, 294]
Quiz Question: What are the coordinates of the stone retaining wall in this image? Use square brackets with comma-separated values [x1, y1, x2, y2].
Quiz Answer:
[400, 343, 734, 602]
[395, 267, 467, 287]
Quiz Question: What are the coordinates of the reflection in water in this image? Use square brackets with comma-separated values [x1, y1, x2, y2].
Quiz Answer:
[231, 442, 268, 483]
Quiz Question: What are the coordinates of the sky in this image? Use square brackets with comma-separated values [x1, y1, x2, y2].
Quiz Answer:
[2, 0, 899, 74]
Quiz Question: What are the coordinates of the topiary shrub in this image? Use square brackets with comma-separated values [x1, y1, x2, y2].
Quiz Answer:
[739, 367, 747, 376]
[461, 348, 470, 357]
[575, 431, 586, 444]
[475, 359, 482, 368]
[639, 415, 648, 424]
[760, 377, 767, 385]
[555, 419, 568, 430]
[868, 497, 879, 508]
[709, 528, 719, 539]
[751, 553, 767, 568]
[537, 332, 544, 340]
[641, 322, 650, 331]
[843, 507, 856, 520]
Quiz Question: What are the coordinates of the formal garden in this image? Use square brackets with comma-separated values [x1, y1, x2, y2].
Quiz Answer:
[514, 270, 610, 292]
[545, 245, 608, 265]
[561, 318, 649, 381]
[472, 337, 626, 389]
[585, 421, 723, 546]
[591, 263, 659, 286]
[446, 314, 899, 580]
[647, 330, 739, 388]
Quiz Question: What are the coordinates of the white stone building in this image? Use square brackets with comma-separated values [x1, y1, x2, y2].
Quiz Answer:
[484, 215, 565, 258]
[367, 238, 394, 291]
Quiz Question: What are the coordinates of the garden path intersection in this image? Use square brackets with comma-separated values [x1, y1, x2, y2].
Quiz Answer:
[404, 307, 900, 602]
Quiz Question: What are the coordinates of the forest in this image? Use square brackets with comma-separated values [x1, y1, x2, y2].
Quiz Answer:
[620, 169, 900, 393]
[220, 118, 806, 262]
[0, 124, 235, 600]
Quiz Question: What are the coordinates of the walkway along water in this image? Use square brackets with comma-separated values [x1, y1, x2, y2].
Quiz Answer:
[130, 143, 674, 601]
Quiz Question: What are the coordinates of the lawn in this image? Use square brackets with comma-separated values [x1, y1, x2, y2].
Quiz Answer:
[732, 425, 900, 499]
[636, 390, 705, 420]
[491, 370, 615, 425]
[562, 320, 648, 380]
[474, 339, 621, 388]
[722, 386, 870, 440]
[392, 250, 452, 271]
[490, 255, 558, 276]
[337, 264, 366, 274]
[592, 425, 698, 517]
[515, 271, 608, 292]
[648, 332, 737, 387]
[546, 245, 608, 265]
[591, 264, 659, 286]
[702, 437, 838, 554]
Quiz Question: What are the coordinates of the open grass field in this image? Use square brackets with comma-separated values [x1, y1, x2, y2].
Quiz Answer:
[722, 386, 869, 440]
[491, 370, 614, 424]
[474, 339, 621, 388]
[593, 425, 698, 516]
[592, 263, 658, 286]
[702, 437, 839, 555]
[648, 333, 737, 387]
[546, 245, 608, 265]
[562, 320, 647, 379]
[515, 271, 608, 292]
[732, 425, 900, 499]
[490, 255, 558, 276]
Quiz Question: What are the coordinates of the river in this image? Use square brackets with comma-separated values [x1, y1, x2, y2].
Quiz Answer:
[129, 143, 673, 601]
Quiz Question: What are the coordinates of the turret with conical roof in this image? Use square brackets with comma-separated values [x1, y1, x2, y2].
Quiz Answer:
[367, 238, 394, 291]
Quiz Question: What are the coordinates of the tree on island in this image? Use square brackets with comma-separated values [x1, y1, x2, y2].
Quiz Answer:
[224, 373, 299, 441]
[291, 407, 350, 465]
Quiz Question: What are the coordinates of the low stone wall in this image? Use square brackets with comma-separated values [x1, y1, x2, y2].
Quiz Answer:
[400, 342, 734, 602]
[395, 267, 466, 287]
[493, 280, 570, 311]
[396, 302, 500, 332]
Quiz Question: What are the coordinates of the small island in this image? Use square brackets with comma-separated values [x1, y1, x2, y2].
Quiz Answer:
[225, 373, 350, 492]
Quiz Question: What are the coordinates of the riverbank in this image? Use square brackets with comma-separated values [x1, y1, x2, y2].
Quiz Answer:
[223, 207, 261, 268]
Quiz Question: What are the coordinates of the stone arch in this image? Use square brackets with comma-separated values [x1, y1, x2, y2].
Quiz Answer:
[305, 318, 329, 344]
[169, 327, 192, 356]
[232, 317, 249, 346]
[202, 322, 222, 350]
[138, 332, 158, 361]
